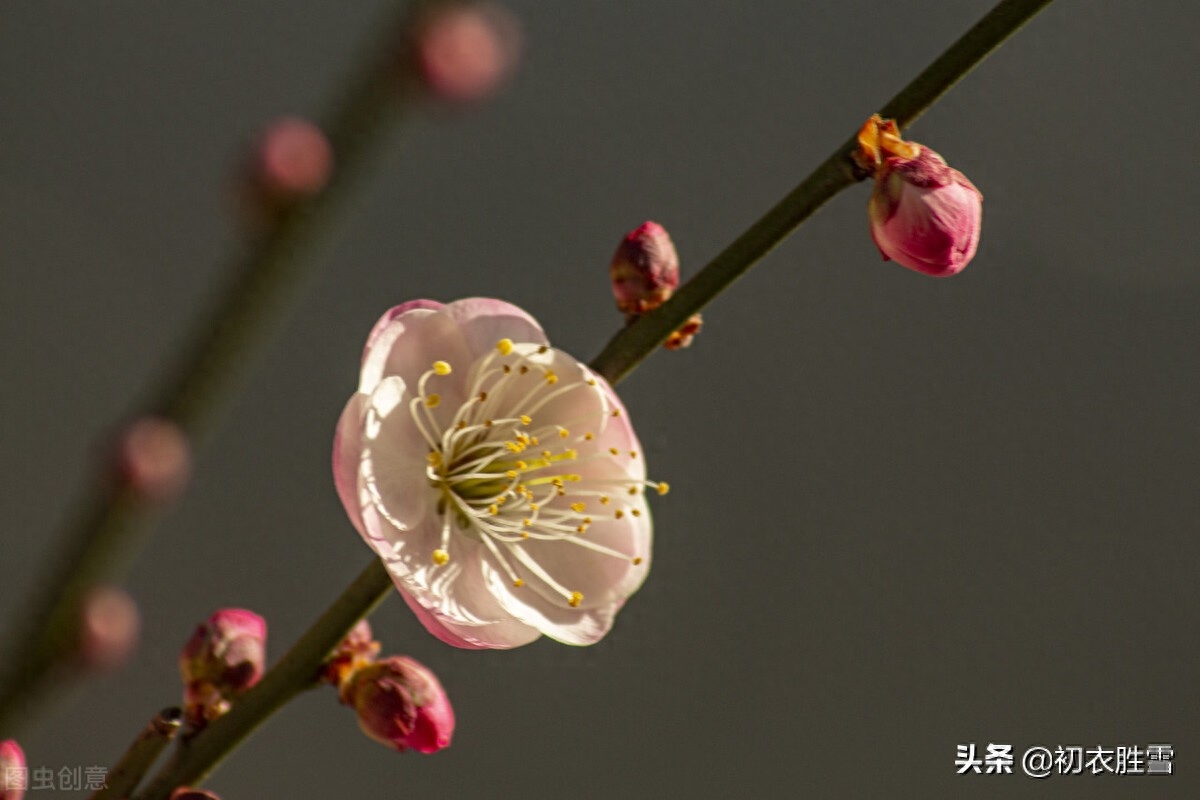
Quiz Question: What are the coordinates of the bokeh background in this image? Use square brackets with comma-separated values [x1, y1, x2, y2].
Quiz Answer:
[2, 1, 1198, 797]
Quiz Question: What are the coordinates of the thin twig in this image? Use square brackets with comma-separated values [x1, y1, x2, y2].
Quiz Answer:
[589, 0, 1056, 384]
[92, 707, 184, 800]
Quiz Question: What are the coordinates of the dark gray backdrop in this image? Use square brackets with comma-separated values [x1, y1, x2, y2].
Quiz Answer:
[2, 1, 1198, 798]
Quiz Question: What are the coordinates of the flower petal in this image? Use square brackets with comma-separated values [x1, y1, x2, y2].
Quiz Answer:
[360, 303, 475, 398]
[515, 490, 652, 608]
[441, 298, 549, 355]
[333, 393, 370, 534]
[482, 560, 622, 646]
[399, 588, 541, 650]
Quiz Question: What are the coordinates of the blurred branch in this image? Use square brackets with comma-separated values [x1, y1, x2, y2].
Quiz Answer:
[0, 1, 434, 734]
[589, 0, 1056, 384]
[126, 0, 1056, 794]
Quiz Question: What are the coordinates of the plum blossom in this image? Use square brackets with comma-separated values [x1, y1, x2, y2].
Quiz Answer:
[334, 299, 659, 649]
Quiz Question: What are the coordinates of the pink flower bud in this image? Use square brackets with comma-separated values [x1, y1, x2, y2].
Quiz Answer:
[610, 221, 680, 317]
[415, 4, 520, 102]
[77, 586, 140, 671]
[254, 117, 332, 201]
[170, 789, 221, 800]
[321, 619, 381, 690]
[857, 115, 982, 278]
[340, 656, 454, 754]
[179, 609, 267, 725]
[0, 740, 25, 800]
[115, 417, 191, 504]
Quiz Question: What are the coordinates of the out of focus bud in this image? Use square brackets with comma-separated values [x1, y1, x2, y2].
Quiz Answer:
[339, 656, 454, 754]
[414, 3, 520, 102]
[170, 789, 221, 800]
[179, 609, 267, 727]
[252, 118, 332, 202]
[856, 115, 982, 277]
[0, 740, 26, 800]
[115, 417, 191, 505]
[77, 586, 140, 672]
[321, 619, 381, 690]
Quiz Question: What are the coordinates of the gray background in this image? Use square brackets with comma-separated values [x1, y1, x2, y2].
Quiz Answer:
[2, 1, 1198, 798]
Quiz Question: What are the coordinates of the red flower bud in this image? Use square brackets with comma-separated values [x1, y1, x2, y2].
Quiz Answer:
[170, 789, 221, 800]
[858, 115, 982, 277]
[340, 656, 454, 754]
[0, 740, 25, 800]
[179, 609, 267, 726]
[610, 221, 679, 317]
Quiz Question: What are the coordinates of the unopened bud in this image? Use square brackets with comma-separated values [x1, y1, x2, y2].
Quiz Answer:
[170, 789, 221, 800]
[179, 609, 267, 726]
[115, 417, 191, 504]
[610, 221, 679, 318]
[253, 117, 332, 201]
[857, 115, 982, 277]
[415, 3, 520, 102]
[340, 656, 454, 754]
[77, 586, 140, 672]
[321, 619, 381, 690]
[0, 740, 25, 800]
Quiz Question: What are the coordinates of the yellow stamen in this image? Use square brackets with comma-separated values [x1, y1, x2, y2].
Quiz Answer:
[657, 482, 670, 495]
[631, 509, 642, 517]
[558, 427, 569, 439]
[600, 496, 610, 505]
[570, 502, 587, 513]
[609, 447, 619, 456]
[425, 393, 441, 408]
[568, 591, 583, 608]
[432, 549, 450, 566]
[427, 451, 442, 467]
[545, 370, 559, 385]
[513, 578, 525, 587]
[520, 414, 532, 426]
[433, 360, 452, 376]
[633, 557, 643, 565]
[496, 338, 514, 355]
[487, 504, 499, 515]
[506, 470, 518, 479]
[615, 510, 625, 519]
[584, 433, 594, 441]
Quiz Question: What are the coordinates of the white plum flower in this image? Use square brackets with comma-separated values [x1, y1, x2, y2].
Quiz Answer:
[334, 299, 660, 649]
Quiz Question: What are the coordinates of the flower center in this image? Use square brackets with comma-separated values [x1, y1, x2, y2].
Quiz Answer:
[404, 339, 664, 607]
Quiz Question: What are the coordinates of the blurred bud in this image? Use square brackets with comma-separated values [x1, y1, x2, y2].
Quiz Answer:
[340, 656, 454, 754]
[179, 609, 267, 726]
[253, 118, 332, 201]
[77, 586, 140, 671]
[321, 619, 381, 690]
[0, 740, 26, 800]
[857, 115, 982, 277]
[115, 417, 191, 505]
[610, 221, 679, 318]
[415, 3, 520, 102]
[170, 789, 221, 800]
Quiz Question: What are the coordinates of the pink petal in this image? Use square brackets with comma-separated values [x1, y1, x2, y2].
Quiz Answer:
[440, 298, 549, 356]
